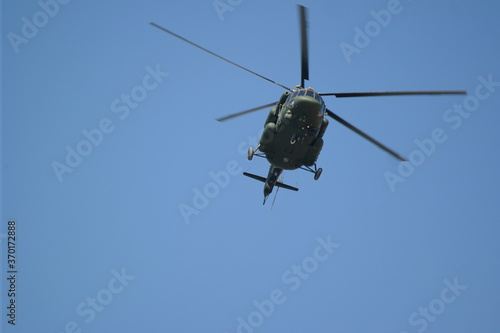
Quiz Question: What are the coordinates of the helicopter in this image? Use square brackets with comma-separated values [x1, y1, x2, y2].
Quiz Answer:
[150, 5, 466, 204]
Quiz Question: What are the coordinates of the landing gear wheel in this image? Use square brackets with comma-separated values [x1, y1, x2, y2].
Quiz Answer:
[314, 168, 323, 180]
[247, 147, 254, 161]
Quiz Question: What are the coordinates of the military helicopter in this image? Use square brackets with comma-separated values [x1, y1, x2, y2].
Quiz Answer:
[150, 5, 465, 204]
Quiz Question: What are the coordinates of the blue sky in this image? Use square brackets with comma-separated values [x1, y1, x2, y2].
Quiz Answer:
[2, 0, 500, 332]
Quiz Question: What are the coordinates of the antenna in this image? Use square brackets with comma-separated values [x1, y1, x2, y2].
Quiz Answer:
[270, 177, 283, 210]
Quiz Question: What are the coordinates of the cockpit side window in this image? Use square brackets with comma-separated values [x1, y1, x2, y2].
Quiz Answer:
[284, 92, 293, 104]
[313, 92, 326, 115]
[285, 91, 299, 108]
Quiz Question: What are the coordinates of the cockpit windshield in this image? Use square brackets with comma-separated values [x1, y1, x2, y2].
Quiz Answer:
[285, 89, 326, 115]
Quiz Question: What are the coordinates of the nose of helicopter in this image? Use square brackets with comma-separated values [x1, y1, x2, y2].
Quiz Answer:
[292, 96, 325, 122]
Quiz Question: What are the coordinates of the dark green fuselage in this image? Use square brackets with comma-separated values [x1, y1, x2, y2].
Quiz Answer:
[259, 89, 328, 170]
[257, 88, 329, 201]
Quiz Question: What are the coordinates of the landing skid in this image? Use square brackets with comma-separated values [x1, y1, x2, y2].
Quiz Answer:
[300, 164, 323, 180]
[247, 145, 322, 180]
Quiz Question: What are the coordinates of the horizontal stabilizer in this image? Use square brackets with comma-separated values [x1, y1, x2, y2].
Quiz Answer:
[243, 172, 299, 191]
[243, 172, 266, 183]
[276, 181, 299, 192]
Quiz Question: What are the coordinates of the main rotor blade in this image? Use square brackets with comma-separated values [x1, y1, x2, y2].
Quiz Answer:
[320, 90, 466, 98]
[149, 22, 292, 91]
[216, 102, 277, 122]
[298, 5, 309, 88]
[326, 109, 407, 161]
